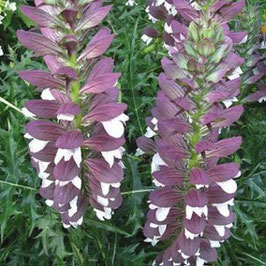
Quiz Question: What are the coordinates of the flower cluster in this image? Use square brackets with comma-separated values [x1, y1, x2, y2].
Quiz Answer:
[138, 1, 246, 265]
[142, 0, 200, 45]
[235, 3, 266, 103]
[244, 29, 266, 103]
[19, 0, 128, 228]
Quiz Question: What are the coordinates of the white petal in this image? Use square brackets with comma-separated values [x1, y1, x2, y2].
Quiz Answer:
[213, 199, 234, 217]
[239, 35, 248, 44]
[101, 182, 110, 196]
[41, 88, 55, 100]
[228, 67, 243, 80]
[57, 114, 75, 121]
[153, 178, 165, 187]
[24, 133, 33, 139]
[94, 209, 105, 221]
[149, 223, 159, 228]
[102, 113, 128, 139]
[158, 224, 167, 236]
[145, 127, 157, 138]
[225, 223, 233, 228]
[184, 228, 199, 240]
[217, 179, 237, 194]
[111, 182, 120, 188]
[72, 176, 82, 190]
[222, 97, 238, 108]
[41, 179, 53, 188]
[97, 196, 109, 207]
[151, 153, 167, 173]
[141, 34, 153, 45]
[103, 207, 112, 219]
[186, 206, 208, 220]
[258, 97, 266, 103]
[29, 138, 49, 153]
[101, 147, 125, 167]
[68, 196, 78, 217]
[235, 171, 241, 178]
[38, 171, 50, 179]
[22, 107, 36, 118]
[54, 149, 72, 164]
[210, 240, 221, 248]
[45, 199, 54, 206]
[63, 223, 71, 229]
[73, 147, 82, 167]
[156, 207, 170, 222]
[181, 252, 189, 259]
[54, 148, 82, 167]
[135, 148, 145, 156]
[196, 257, 206, 266]
[214, 225, 225, 237]
[38, 160, 50, 173]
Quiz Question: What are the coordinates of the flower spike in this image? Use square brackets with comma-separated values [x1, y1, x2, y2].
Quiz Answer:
[139, 1, 245, 264]
[19, 0, 128, 228]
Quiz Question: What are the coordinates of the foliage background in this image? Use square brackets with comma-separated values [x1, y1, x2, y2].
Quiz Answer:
[0, 0, 265, 265]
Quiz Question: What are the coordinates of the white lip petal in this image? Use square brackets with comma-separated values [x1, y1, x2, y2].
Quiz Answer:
[196, 257, 206, 266]
[135, 148, 145, 156]
[102, 113, 128, 139]
[29, 138, 49, 153]
[68, 196, 78, 217]
[156, 207, 170, 222]
[184, 228, 199, 240]
[41, 178, 53, 188]
[22, 107, 36, 118]
[210, 240, 221, 248]
[101, 182, 110, 196]
[258, 97, 266, 103]
[214, 225, 225, 237]
[217, 179, 237, 194]
[212, 199, 234, 217]
[72, 176, 82, 190]
[151, 153, 167, 173]
[97, 196, 109, 207]
[24, 133, 33, 139]
[101, 147, 125, 167]
[158, 224, 167, 236]
[111, 182, 120, 188]
[54, 148, 82, 167]
[45, 199, 54, 206]
[186, 206, 208, 220]
[222, 97, 238, 108]
[41, 88, 56, 100]
[57, 114, 75, 121]
[144, 127, 157, 138]
[141, 34, 153, 45]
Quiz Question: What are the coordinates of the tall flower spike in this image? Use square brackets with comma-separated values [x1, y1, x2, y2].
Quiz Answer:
[240, 13, 266, 103]
[19, 0, 128, 228]
[138, 1, 245, 265]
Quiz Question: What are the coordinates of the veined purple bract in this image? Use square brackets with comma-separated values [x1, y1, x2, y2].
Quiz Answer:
[138, 1, 246, 265]
[19, 0, 128, 228]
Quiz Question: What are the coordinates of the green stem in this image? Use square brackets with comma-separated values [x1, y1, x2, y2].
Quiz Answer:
[0, 180, 37, 191]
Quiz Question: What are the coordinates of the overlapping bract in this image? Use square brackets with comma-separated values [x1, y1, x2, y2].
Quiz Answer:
[19, 0, 128, 228]
[138, 1, 246, 265]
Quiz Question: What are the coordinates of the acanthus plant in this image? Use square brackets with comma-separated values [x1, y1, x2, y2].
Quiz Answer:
[137, 1, 246, 265]
[18, 0, 128, 228]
